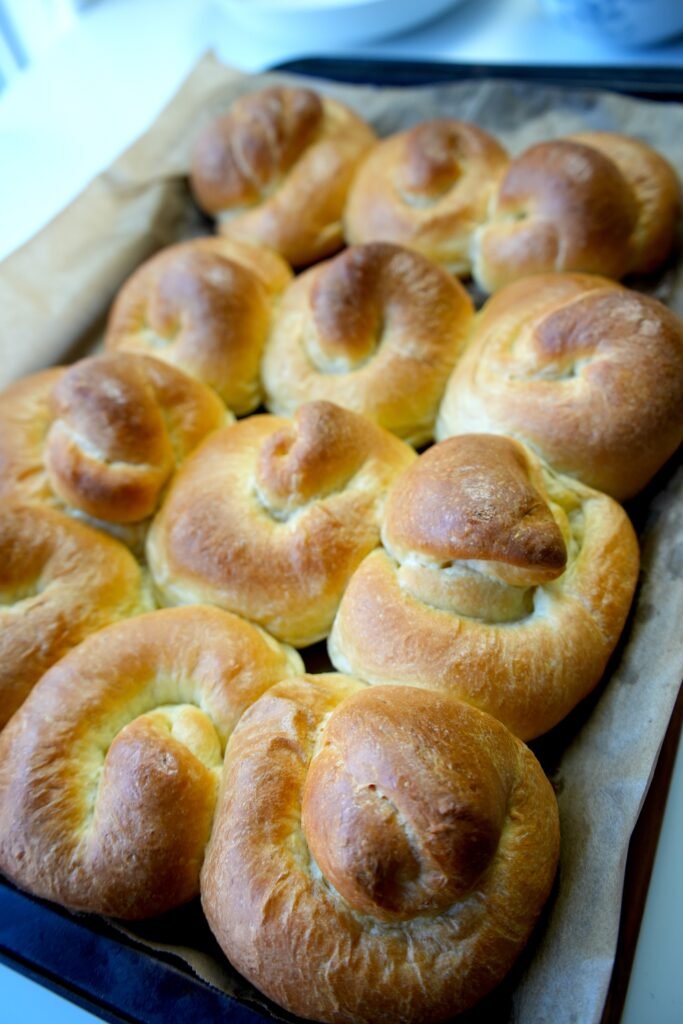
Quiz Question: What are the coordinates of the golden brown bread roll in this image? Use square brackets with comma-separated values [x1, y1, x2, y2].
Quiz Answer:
[471, 133, 680, 292]
[191, 86, 376, 267]
[146, 401, 416, 646]
[329, 434, 639, 740]
[436, 273, 683, 500]
[0, 605, 303, 919]
[0, 502, 152, 729]
[344, 119, 509, 275]
[262, 242, 474, 445]
[567, 132, 681, 275]
[0, 352, 228, 537]
[202, 674, 560, 1023]
[105, 236, 292, 414]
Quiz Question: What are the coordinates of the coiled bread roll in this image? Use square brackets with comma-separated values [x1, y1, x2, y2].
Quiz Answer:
[344, 119, 509, 275]
[0, 352, 228, 538]
[191, 86, 376, 267]
[0, 606, 303, 918]
[147, 401, 416, 646]
[0, 502, 151, 729]
[202, 674, 560, 1024]
[329, 435, 639, 740]
[105, 237, 292, 414]
[436, 273, 683, 500]
[262, 243, 474, 445]
[471, 133, 680, 293]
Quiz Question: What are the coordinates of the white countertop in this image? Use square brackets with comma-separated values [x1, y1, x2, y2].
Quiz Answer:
[0, 1, 681, 1021]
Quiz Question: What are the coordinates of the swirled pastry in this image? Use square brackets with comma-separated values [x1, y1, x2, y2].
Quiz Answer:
[147, 401, 416, 646]
[191, 86, 376, 267]
[262, 243, 474, 445]
[471, 133, 680, 292]
[0, 502, 151, 729]
[0, 353, 227, 537]
[105, 237, 292, 414]
[0, 606, 303, 918]
[436, 273, 683, 500]
[329, 434, 639, 740]
[344, 119, 509, 274]
[202, 674, 560, 1024]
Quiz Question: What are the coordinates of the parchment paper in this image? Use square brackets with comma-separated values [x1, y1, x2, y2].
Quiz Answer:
[2, 52, 682, 1024]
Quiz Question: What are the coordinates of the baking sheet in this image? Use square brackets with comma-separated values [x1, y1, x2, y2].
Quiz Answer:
[1, 52, 682, 1024]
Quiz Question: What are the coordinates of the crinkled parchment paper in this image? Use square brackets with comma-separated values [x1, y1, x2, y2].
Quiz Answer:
[1, 52, 682, 1024]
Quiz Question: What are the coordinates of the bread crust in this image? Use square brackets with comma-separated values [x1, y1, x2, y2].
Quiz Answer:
[329, 435, 639, 740]
[201, 674, 560, 1023]
[0, 502, 151, 728]
[191, 87, 376, 267]
[105, 237, 292, 414]
[344, 119, 509, 274]
[436, 273, 683, 499]
[472, 134, 680, 292]
[0, 352, 228, 531]
[0, 605, 303, 918]
[262, 243, 474, 445]
[147, 401, 416, 646]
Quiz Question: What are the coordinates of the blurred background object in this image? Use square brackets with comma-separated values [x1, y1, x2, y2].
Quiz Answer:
[542, 0, 683, 48]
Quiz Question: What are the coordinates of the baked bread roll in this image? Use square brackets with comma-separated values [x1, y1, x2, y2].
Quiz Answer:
[0, 606, 303, 919]
[262, 243, 474, 446]
[329, 434, 639, 740]
[0, 502, 151, 729]
[436, 273, 683, 500]
[202, 674, 560, 1024]
[471, 133, 680, 292]
[105, 237, 292, 414]
[147, 401, 416, 646]
[0, 352, 228, 539]
[190, 86, 376, 267]
[344, 119, 509, 275]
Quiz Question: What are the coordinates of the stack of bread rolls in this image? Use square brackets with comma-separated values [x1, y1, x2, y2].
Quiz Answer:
[0, 79, 682, 1024]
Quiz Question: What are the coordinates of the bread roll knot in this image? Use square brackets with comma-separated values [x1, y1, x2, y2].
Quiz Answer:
[262, 243, 474, 444]
[302, 686, 507, 922]
[382, 435, 566, 622]
[191, 87, 375, 267]
[41, 353, 225, 523]
[255, 401, 371, 516]
[106, 238, 291, 413]
[0, 502, 150, 727]
[344, 120, 509, 275]
[436, 274, 683, 499]
[201, 674, 560, 1023]
[0, 606, 303, 918]
[191, 87, 324, 212]
[471, 138, 658, 292]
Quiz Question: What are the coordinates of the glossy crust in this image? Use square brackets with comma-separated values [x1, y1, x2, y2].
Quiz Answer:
[262, 243, 475, 445]
[191, 86, 376, 267]
[0, 353, 228, 529]
[147, 401, 416, 646]
[329, 435, 640, 740]
[471, 133, 680, 292]
[344, 119, 509, 274]
[202, 674, 560, 1024]
[0, 606, 303, 919]
[435, 273, 683, 500]
[105, 237, 292, 414]
[0, 502, 151, 728]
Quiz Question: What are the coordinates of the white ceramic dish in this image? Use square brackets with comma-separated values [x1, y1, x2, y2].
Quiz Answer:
[217, 0, 467, 48]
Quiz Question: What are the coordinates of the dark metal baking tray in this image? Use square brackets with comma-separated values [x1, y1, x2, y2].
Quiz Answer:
[2, 57, 682, 1024]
